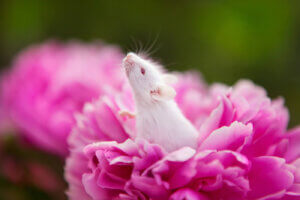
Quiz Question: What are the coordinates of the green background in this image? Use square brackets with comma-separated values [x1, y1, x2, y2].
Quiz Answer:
[0, 0, 299, 199]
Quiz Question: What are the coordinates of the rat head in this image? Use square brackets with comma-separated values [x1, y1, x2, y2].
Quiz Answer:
[123, 52, 161, 93]
[123, 52, 177, 102]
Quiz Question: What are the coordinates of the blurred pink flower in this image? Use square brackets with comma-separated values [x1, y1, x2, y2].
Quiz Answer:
[0, 154, 66, 198]
[27, 162, 65, 193]
[0, 41, 125, 156]
[65, 73, 300, 200]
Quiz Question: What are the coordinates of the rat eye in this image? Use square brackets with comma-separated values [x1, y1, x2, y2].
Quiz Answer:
[140, 67, 145, 75]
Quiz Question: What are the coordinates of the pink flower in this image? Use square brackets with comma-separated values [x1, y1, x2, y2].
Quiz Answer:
[65, 67, 300, 200]
[65, 70, 300, 199]
[0, 41, 125, 156]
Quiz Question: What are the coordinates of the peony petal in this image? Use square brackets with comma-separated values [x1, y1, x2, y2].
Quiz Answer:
[130, 174, 169, 200]
[248, 156, 294, 199]
[170, 188, 209, 200]
[198, 96, 235, 144]
[82, 169, 115, 200]
[284, 127, 300, 163]
[199, 122, 252, 151]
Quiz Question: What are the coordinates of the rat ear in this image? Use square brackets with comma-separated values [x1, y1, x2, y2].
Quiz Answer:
[151, 84, 176, 101]
[163, 74, 177, 85]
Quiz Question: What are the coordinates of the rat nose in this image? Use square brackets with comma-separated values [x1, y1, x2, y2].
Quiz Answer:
[126, 53, 133, 59]
[123, 54, 135, 75]
[123, 54, 135, 66]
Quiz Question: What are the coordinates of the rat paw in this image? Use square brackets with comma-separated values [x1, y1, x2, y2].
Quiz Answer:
[118, 110, 136, 119]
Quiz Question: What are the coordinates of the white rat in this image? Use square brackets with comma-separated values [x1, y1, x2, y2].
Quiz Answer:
[121, 52, 198, 152]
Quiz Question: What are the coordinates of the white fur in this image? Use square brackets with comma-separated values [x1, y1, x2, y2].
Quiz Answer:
[136, 101, 198, 152]
[123, 53, 198, 152]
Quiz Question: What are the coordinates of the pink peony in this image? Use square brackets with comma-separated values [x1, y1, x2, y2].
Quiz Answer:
[0, 41, 124, 156]
[65, 70, 300, 200]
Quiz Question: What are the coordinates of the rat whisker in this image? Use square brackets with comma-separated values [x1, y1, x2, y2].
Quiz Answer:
[124, 45, 131, 54]
[145, 33, 160, 56]
[130, 37, 139, 53]
[143, 37, 151, 54]
[137, 40, 145, 54]
[128, 43, 134, 52]
[144, 33, 155, 52]
[146, 43, 161, 57]
[124, 40, 133, 52]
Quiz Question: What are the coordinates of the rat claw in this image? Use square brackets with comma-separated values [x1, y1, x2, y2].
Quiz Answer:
[118, 110, 136, 119]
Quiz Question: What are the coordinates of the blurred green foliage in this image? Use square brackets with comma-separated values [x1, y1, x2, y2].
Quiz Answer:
[0, 0, 300, 125]
[0, 1, 299, 198]
[1, 0, 299, 126]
